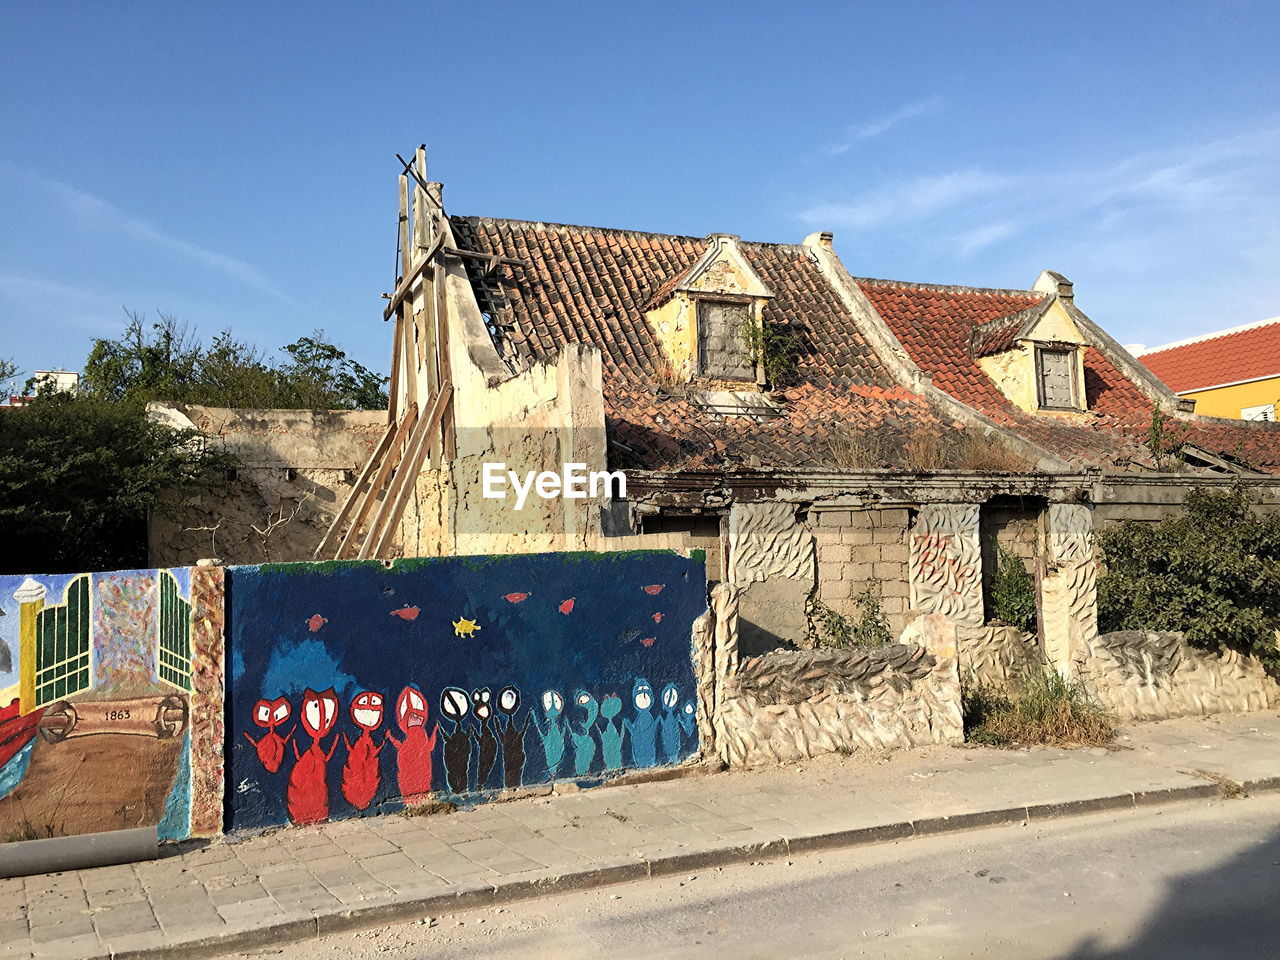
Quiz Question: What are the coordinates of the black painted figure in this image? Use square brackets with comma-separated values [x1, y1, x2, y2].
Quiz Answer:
[438, 686, 472, 795]
[470, 687, 498, 791]
[497, 685, 530, 788]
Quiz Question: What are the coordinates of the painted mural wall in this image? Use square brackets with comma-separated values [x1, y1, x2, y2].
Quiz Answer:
[226, 551, 706, 833]
[0, 567, 220, 845]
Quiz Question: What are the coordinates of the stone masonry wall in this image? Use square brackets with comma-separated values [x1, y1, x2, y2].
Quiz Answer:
[813, 507, 912, 637]
[1076, 630, 1280, 721]
[714, 644, 963, 766]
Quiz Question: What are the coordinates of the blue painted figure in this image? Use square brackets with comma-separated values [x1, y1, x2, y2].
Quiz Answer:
[659, 683, 682, 763]
[623, 678, 658, 768]
[598, 694, 624, 771]
[679, 700, 697, 741]
[570, 690, 599, 776]
[536, 690, 567, 779]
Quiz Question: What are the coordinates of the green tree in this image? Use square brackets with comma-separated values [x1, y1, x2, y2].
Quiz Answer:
[0, 392, 233, 573]
[81, 311, 388, 410]
[1097, 483, 1280, 670]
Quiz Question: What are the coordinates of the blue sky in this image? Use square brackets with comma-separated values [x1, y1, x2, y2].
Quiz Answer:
[2, 1, 1278, 385]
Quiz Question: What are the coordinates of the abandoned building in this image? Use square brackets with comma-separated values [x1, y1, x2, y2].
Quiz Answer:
[148, 148, 1280, 766]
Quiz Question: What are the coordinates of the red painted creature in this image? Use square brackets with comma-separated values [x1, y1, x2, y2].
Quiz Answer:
[287, 687, 339, 825]
[243, 696, 294, 773]
[386, 686, 438, 804]
[341, 690, 386, 811]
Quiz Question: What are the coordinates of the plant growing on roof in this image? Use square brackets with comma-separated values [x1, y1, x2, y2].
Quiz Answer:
[1145, 404, 1189, 471]
[740, 312, 801, 386]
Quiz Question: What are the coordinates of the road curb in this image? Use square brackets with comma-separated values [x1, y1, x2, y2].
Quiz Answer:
[99, 776, 1249, 959]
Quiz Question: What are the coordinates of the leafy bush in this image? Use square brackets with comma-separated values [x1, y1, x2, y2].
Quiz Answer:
[0, 393, 232, 572]
[990, 546, 1036, 632]
[811, 580, 893, 648]
[1096, 483, 1280, 671]
[963, 673, 1115, 747]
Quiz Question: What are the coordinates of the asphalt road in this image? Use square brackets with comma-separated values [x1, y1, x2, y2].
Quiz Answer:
[240, 792, 1280, 959]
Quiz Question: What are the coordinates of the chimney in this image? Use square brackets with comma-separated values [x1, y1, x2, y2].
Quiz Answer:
[1033, 269, 1073, 302]
[804, 231, 834, 251]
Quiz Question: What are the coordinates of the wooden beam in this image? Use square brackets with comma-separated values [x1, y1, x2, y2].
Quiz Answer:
[382, 232, 446, 321]
[335, 404, 418, 560]
[435, 258, 457, 462]
[312, 422, 396, 559]
[363, 383, 453, 559]
[440, 246, 525, 270]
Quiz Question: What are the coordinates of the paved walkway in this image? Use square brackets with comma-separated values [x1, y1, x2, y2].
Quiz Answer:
[5, 711, 1280, 960]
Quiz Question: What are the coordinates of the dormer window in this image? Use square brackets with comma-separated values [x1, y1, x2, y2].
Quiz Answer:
[696, 297, 755, 380]
[972, 294, 1090, 416]
[1036, 346, 1079, 410]
[643, 234, 775, 386]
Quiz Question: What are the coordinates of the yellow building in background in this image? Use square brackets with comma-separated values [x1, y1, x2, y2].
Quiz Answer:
[1140, 317, 1280, 420]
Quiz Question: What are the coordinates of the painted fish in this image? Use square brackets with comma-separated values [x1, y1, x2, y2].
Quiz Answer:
[503, 592, 530, 604]
[452, 617, 481, 638]
[306, 614, 327, 633]
[652, 612, 664, 623]
[640, 637, 656, 647]
[642, 584, 664, 595]
[390, 606, 420, 621]
[559, 598, 576, 615]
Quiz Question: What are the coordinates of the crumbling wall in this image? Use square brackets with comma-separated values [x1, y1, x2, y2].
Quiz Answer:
[1040, 503, 1097, 674]
[148, 405, 387, 565]
[713, 644, 963, 766]
[729, 502, 815, 655]
[956, 624, 1043, 692]
[1076, 630, 1280, 720]
[814, 507, 912, 637]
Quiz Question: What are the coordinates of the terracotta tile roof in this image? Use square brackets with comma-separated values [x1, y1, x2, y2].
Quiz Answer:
[1139, 319, 1280, 393]
[853, 278, 1280, 473]
[450, 216, 960, 470]
[449, 217, 1280, 475]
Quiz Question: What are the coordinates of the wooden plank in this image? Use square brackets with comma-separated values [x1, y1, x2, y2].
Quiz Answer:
[313, 422, 397, 559]
[386, 312, 402, 424]
[335, 404, 418, 560]
[362, 383, 453, 559]
[382, 232, 445, 321]
[435, 258, 457, 461]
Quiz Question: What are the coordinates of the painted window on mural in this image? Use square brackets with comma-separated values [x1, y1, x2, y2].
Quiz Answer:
[35, 575, 91, 706]
[697, 298, 754, 379]
[1036, 347, 1078, 410]
[158, 570, 192, 691]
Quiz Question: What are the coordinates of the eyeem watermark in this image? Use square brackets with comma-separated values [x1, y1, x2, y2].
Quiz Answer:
[482, 462, 626, 510]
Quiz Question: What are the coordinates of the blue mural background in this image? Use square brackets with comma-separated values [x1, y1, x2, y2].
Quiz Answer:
[226, 550, 706, 832]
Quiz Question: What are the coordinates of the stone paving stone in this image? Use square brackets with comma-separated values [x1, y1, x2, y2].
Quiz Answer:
[89, 901, 160, 940]
[29, 931, 105, 960]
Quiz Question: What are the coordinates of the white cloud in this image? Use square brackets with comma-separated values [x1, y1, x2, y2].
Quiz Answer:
[827, 97, 945, 154]
[7, 167, 298, 307]
[954, 220, 1019, 257]
[799, 169, 1013, 231]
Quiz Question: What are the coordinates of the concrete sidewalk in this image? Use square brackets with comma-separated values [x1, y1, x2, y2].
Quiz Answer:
[6, 711, 1280, 960]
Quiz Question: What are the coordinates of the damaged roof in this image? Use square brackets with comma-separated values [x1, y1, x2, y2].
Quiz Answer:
[449, 215, 1280, 475]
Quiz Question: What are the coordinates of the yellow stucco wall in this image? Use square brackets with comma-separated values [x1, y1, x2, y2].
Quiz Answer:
[1181, 377, 1280, 419]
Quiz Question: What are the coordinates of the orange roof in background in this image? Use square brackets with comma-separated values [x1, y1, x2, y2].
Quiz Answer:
[1140, 319, 1280, 393]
